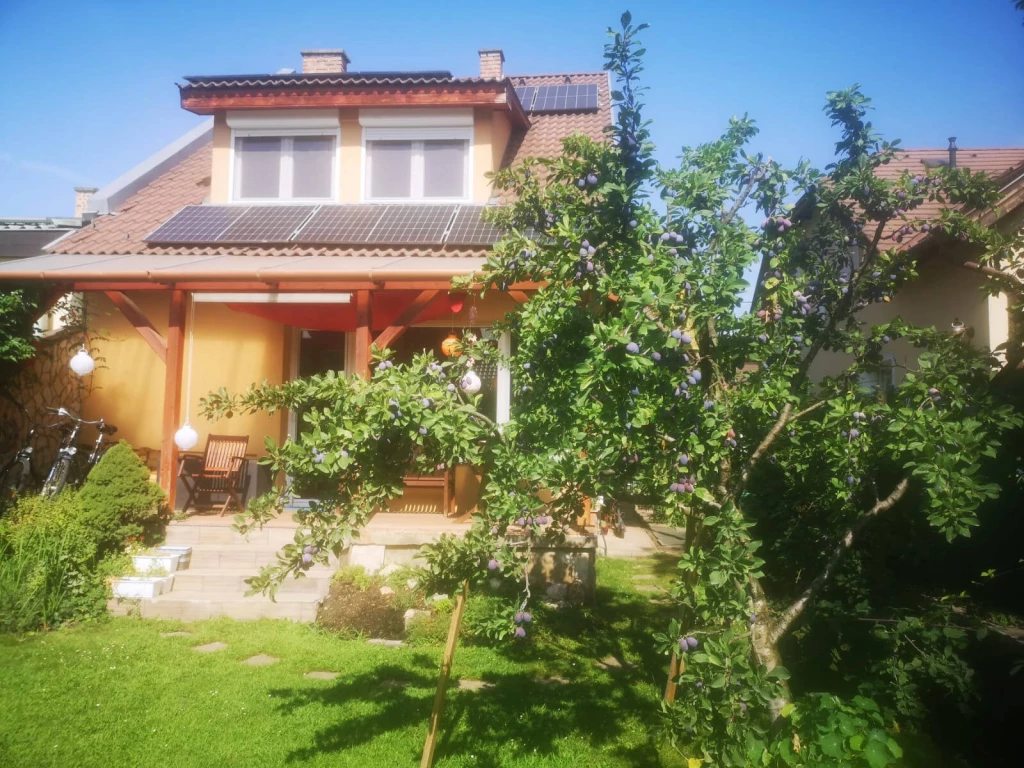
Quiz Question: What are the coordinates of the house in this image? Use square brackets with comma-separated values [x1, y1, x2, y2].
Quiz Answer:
[758, 141, 1024, 386]
[0, 47, 612, 515]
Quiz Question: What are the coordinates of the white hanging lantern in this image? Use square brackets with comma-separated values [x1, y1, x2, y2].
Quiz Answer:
[460, 370, 482, 394]
[174, 422, 199, 451]
[70, 347, 95, 377]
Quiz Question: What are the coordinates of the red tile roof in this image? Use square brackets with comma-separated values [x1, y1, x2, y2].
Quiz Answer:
[50, 72, 611, 258]
[875, 147, 1024, 250]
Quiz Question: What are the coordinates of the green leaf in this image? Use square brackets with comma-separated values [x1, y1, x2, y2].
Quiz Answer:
[767, 666, 791, 680]
[864, 739, 892, 768]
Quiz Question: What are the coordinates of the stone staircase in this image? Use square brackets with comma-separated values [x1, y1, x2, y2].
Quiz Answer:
[114, 517, 332, 622]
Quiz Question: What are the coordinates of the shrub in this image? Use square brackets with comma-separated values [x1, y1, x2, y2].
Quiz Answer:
[77, 441, 166, 552]
[0, 493, 106, 632]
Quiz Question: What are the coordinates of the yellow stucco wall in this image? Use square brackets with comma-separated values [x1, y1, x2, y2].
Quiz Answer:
[808, 257, 1003, 381]
[83, 293, 288, 456]
[208, 107, 507, 204]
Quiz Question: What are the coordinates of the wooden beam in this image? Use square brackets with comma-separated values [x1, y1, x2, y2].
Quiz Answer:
[373, 290, 440, 349]
[104, 291, 167, 362]
[354, 289, 372, 379]
[159, 290, 186, 509]
[508, 290, 531, 304]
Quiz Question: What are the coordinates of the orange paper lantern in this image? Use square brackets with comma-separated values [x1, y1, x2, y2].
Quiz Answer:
[441, 333, 462, 357]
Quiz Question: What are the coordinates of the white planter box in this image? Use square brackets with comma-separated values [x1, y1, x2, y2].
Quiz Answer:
[112, 575, 174, 599]
[157, 546, 192, 569]
[132, 553, 180, 574]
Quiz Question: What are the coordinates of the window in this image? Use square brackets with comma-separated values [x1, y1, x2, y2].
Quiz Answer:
[233, 134, 336, 201]
[365, 136, 470, 201]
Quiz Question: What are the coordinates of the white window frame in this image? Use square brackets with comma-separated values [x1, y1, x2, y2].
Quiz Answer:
[362, 126, 473, 203]
[228, 127, 340, 204]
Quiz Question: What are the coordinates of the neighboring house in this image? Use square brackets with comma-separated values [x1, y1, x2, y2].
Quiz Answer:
[0, 47, 612, 512]
[758, 142, 1024, 386]
[0, 190, 91, 333]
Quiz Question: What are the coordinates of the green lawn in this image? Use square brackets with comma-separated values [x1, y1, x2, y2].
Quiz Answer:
[0, 556, 687, 768]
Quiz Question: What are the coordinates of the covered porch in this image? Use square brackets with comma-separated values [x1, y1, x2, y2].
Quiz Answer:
[2, 252, 533, 515]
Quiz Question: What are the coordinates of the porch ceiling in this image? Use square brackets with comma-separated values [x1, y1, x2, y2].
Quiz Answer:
[0, 253, 488, 284]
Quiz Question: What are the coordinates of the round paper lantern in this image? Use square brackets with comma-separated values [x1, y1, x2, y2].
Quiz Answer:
[441, 333, 462, 357]
[447, 293, 465, 314]
[460, 370, 482, 394]
[70, 347, 95, 377]
[174, 423, 199, 451]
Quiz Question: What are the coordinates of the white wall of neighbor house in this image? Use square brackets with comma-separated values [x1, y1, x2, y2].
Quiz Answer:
[809, 255, 1001, 382]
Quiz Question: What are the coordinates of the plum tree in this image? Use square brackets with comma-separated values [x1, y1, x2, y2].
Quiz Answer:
[200, 12, 1023, 765]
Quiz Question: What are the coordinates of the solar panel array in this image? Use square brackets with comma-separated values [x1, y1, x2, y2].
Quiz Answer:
[145, 204, 506, 247]
[515, 83, 598, 113]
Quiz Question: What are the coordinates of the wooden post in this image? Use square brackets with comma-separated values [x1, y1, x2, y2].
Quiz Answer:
[420, 579, 469, 768]
[354, 289, 372, 379]
[159, 290, 186, 510]
[665, 651, 681, 703]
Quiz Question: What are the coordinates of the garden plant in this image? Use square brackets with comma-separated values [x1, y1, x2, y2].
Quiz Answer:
[202, 13, 1024, 766]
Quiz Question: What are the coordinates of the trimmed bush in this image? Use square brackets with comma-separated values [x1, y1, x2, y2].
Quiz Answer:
[77, 441, 166, 552]
[0, 493, 106, 632]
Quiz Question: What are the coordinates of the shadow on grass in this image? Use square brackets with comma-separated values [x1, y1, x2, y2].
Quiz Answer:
[270, 570, 681, 766]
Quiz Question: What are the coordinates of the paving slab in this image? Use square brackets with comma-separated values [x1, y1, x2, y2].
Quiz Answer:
[632, 574, 656, 581]
[304, 671, 340, 681]
[160, 631, 192, 638]
[537, 676, 570, 685]
[193, 642, 228, 653]
[242, 654, 279, 666]
[367, 638, 405, 647]
[455, 679, 494, 691]
[596, 655, 623, 669]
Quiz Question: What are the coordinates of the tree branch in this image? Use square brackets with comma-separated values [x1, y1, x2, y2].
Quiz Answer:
[768, 476, 911, 644]
[734, 399, 827, 497]
[960, 260, 1024, 290]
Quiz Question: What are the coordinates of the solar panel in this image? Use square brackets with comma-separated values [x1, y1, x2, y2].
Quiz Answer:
[217, 205, 317, 243]
[514, 85, 537, 111]
[146, 205, 250, 243]
[531, 83, 598, 113]
[445, 205, 504, 245]
[293, 205, 386, 244]
[365, 204, 457, 244]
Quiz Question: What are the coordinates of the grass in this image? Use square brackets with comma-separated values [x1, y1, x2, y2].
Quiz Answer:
[0, 555, 687, 768]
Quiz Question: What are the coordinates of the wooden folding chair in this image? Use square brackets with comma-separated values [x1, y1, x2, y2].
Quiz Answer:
[178, 434, 249, 516]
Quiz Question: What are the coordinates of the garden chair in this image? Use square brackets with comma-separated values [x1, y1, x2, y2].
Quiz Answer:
[178, 434, 249, 516]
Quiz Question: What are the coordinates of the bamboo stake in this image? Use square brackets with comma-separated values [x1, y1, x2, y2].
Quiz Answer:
[664, 651, 681, 703]
[420, 579, 469, 768]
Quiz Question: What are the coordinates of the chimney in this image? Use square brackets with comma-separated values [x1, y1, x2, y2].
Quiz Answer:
[948, 137, 958, 170]
[301, 49, 350, 74]
[74, 186, 97, 218]
[478, 48, 504, 79]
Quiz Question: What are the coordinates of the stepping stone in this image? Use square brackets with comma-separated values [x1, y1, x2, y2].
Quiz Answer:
[455, 679, 493, 691]
[381, 679, 409, 689]
[367, 639, 405, 647]
[160, 631, 192, 638]
[537, 676, 570, 685]
[193, 642, 228, 653]
[304, 671, 339, 681]
[596, 655, 623, 669]
[242, 654, 279, 666]
[635, 584, 663, 593]
[632, 574, 656, 580]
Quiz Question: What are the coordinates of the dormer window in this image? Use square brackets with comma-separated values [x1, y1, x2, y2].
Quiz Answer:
[360, 110, 473, 203]
[227, 111, 340, 203]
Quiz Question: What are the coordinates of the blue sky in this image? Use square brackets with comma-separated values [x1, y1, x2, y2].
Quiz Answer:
[0, 0, 1021, 218]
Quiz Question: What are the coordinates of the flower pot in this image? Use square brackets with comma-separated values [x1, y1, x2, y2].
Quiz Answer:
[156, 546, 192, 570]
[111, 575, 174, 599]
[132, 553, 180, 574]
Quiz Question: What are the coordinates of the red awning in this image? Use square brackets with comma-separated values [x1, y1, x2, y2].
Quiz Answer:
[225, 291, 463, 331]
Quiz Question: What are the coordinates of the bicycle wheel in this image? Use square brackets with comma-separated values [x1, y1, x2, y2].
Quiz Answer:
[42, 457, 72, 499]
[0, 461, 25, 508]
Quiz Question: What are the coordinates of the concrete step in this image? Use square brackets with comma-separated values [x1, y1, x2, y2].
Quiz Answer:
[138, 590, 322, 622]
[186, 544, 340, 570]
[170, 567, 332, 595]
[164, 521, 302, 548]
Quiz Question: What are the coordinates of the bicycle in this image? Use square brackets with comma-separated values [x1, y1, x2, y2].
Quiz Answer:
[40, 408, 117, 499]
[0, 424, 42, 507]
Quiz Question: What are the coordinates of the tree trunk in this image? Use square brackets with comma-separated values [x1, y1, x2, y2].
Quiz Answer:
[749, 578, 790, 721]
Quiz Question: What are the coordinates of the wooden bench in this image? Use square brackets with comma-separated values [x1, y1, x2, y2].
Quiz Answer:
[402, 465, 455, 517]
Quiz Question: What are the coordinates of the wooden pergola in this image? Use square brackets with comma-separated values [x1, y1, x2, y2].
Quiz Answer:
[29, 268, 534, 508]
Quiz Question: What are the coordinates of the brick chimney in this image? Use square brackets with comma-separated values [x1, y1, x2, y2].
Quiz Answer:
[301, 49, 351, 74]
[478, 48, 504, 79]
[74, 186, 97, 218]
